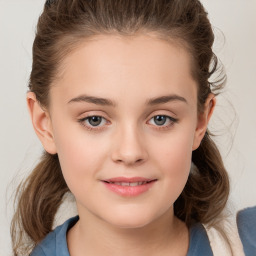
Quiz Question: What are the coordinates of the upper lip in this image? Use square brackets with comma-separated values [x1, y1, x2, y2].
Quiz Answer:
[102, 177, 157, 183]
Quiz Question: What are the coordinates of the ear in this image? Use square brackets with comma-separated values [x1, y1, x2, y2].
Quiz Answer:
[27, 92, 57, 154]
[192, 94, 216, 151]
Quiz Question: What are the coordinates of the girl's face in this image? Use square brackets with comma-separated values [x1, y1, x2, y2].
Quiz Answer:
[29, 34, 213, 228]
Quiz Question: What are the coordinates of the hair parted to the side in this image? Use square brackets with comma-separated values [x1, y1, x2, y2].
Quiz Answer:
[11, 0, 229, 255]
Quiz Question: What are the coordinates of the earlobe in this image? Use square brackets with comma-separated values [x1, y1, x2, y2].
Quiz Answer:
[26, 92, 57, 154]
[192, 94, 216, 150]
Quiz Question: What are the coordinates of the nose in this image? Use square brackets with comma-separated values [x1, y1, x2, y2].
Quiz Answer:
[111, 125, 148, 166]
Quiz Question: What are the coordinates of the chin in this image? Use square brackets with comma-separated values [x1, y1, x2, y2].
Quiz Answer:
[109, 217, 153, 229]
[102, 208, 162, 229]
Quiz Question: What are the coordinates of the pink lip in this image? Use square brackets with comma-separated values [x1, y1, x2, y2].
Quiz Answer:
[101, 177, 157, 197]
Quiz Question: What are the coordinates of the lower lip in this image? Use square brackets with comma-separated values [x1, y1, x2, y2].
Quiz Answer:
[102, 181, 156, 197]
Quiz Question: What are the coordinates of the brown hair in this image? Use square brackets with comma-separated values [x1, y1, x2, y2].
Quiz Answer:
[11, 0, 229, 255]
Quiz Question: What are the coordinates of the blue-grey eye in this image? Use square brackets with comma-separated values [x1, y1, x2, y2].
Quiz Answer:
[78, 115, 108, 130]
[87, 116, 102, 126]
[148, 115, 177, 127]
[154, 115, 168, 126]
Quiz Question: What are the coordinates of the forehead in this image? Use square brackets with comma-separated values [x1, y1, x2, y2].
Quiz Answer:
[50, 33, 197, 107]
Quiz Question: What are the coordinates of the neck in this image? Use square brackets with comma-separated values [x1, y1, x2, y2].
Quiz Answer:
[67, 207, 189, 256]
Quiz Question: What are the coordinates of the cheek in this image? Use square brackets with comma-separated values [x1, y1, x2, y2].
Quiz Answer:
[151, 128, 195, 194]
[162, 140, 192, 179]
[153, 125, 194, 166]
[53, 124, 108, 189]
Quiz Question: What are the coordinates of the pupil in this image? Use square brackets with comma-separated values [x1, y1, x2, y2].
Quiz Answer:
[89, 116, 102, 126]
[154, 115, 166, 125]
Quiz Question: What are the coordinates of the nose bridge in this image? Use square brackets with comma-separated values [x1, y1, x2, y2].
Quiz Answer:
[111, 121, 148, 165]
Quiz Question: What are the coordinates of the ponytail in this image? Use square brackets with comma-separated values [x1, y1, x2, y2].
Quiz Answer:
[11, 151, 69, 255]
[174, 130, 230, 227]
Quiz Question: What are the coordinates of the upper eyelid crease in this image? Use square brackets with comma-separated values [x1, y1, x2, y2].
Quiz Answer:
[68, 94, 187, 106]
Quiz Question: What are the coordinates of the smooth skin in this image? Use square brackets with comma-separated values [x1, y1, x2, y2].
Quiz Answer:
[27, 33, 215, 256]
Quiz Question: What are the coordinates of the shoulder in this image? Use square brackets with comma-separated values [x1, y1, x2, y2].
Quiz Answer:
[237, 206, 256, 256]
[187, 223, 213, 256]
[203, 206, 256, 256]
[30, 215, 79, 256]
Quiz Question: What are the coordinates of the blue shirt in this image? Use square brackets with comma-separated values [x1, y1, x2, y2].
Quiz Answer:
[30, 207, 256, 255]
[237, 206, 256, 256]
[30, 216, 213, 256]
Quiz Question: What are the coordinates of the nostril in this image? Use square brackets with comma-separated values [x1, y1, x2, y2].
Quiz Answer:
[114, 158, 144, 165]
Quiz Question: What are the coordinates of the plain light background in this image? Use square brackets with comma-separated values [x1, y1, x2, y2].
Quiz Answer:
[0, 0, 256, 255]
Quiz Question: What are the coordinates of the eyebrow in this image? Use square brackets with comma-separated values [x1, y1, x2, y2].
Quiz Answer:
[146, 95, 187, 105]
[68, 95, 117, 106]
[68, 94, 187, 106]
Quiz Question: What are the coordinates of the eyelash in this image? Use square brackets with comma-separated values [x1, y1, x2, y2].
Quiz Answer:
[78, 114, 178, 132]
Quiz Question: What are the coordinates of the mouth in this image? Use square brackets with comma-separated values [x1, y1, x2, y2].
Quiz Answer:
[102, 177, 157, 186]
[103, 180, 155, 186]
[101, 177, 157, 196]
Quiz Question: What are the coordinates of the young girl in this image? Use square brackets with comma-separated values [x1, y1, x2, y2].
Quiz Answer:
[10, 0, 255, 255]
